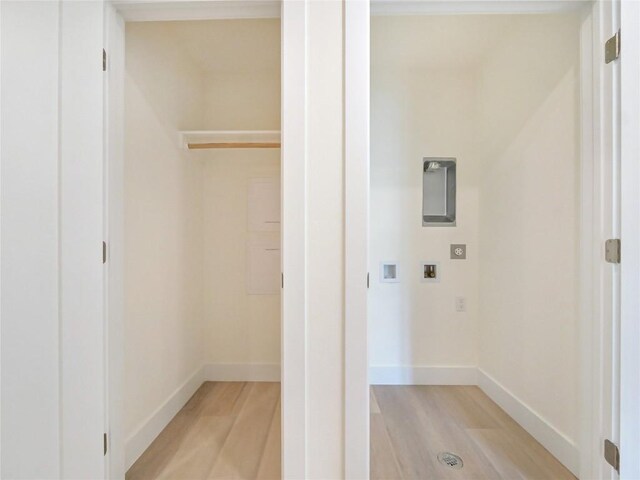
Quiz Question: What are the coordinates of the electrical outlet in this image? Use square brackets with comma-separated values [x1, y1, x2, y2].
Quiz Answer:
[450, 244, 467, 259]
[455, 296, 466, 312]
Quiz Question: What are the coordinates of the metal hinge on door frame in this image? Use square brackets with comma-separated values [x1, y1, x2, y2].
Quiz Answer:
[604, 439, 620, 472]
[103, 241, 107, 264]
[103, 49, 107, 72]
[103, 432, 108, 456]
[605, 29, 621, 64]
[605, 239, 621, 264]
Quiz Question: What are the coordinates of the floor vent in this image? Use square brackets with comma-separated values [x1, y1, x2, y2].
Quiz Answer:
[437, 452, 464, 469]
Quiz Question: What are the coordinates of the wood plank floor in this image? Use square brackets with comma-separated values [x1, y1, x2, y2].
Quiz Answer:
[371, 385, 577, 480]
[128, 383, 575, 480]
[126, 382, 281, 480]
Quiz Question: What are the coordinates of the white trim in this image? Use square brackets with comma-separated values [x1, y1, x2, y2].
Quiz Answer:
[344, 1, 370, 478]
[124, 367, 205, 471]
[112, 0, 280, 22]
[369, 366, 478, 385]
[578, 4, 612, 479]
[577, 5, 596, 478]
[588, 2, 621, 480]
[620, 1, 640, 478]
[105, 3, 126, 479]
[281, 1, 307, 478]
[347, 4, 608, 480]
[371, 0, 590, 16]
[478, 369, 580, 478]
[204, 363, 281, 382]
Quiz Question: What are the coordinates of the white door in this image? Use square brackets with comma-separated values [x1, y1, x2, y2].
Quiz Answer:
[619, 1, 640, 478]
[1, 1, 106, 477]
[59, 1, 106, 478]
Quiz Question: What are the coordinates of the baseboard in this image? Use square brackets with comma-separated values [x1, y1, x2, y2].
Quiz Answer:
[124, 365, 205, 470]
[203, 362, 281, 382]
[124, 363, 576, 477]
[369, 365, 478, 385]
[477, 369, 579, 477]
[370, 365, 577, 476]
[124, 362, 281, 471]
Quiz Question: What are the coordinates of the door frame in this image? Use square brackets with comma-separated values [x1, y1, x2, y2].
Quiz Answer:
[619, 1, 640, 477]
[104, 2, 307, 478]
[344, 1, 621, 479]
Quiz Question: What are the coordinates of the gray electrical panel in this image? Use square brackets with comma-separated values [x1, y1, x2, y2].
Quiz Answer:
[422, 157, 456, 227]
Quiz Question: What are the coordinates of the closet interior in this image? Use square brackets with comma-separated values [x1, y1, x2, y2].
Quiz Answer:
[122, 19, 282, 480]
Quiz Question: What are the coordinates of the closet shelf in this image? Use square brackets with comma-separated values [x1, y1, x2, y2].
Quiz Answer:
[179, 130, 281, 150]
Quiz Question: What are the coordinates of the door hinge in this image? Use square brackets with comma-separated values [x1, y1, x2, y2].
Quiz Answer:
[103, 432, 108, 456]
[281, 273, 284, 289]
[103, 241, 107, 264]
[604, 439, 619, 472]
[102, 49, 107, 72]
[605, 239, 621, 264]
[605, 30, 620, 64]
[367, 273, 370, 289]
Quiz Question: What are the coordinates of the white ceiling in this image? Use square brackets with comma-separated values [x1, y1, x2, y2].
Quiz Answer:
[160, 18, 280, 73]
[372, 15, 531, 70]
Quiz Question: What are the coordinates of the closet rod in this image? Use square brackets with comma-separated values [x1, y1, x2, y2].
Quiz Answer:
[188, 142, 281, 149]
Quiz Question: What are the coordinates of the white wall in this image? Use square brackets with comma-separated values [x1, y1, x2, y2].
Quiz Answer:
[281, 3, 308, 476]
[477, 14, 581, 447]
[370, 67, 480, 371]
[204, 71, 281, 130]
[202, 157, 281, 366]
[1, 2, 61, 477]
[124, 22, 205, 441]
[202, 71, 281, 368]
[370, 13, 581, 461]
[123, 20, 282, 455]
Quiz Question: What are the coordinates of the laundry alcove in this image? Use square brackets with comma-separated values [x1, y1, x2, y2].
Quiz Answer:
[366, 11, 584, 480]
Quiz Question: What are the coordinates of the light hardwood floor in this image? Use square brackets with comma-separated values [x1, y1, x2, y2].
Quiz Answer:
[126, 382, 281, 480]
[128, 383, 575, 480]
[371, 385, 577, 480]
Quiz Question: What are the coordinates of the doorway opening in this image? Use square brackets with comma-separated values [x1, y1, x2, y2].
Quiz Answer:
[368, 10, 589, 480]
[113, 18, 282, 479]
